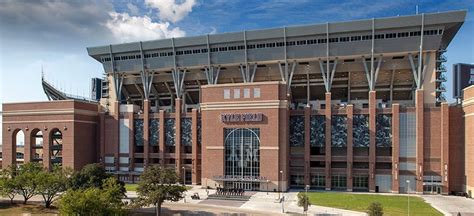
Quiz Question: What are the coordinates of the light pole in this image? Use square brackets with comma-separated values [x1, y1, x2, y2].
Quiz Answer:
[182, 166, 186, 185]
[267, 180, 270, 195]
[406, 180, 410, 216]
[278, 170, 283, 200]
[305, 185, 310, 215]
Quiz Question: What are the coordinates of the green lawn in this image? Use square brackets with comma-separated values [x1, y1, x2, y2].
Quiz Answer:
[305, 192, 442, 216]
[125, 183, 192, 191]
[125, 183, 139, 191]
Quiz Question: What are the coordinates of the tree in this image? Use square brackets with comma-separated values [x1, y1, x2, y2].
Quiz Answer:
[0, 169, 16, 204]
[36, 166, 72, 208]
[11, 162, 43, 204]
[367, 202, 384, 216]
[132, 165, 188, 216]
[297, 192, 311, 214]
[58, 177, 126, 215]
[68, 163, 111, 189]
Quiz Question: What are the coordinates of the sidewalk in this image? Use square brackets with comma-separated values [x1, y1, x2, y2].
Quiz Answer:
[127, 186, 366, 215]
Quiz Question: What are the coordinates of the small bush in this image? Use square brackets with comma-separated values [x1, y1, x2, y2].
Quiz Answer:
[367, 202, 383, 216]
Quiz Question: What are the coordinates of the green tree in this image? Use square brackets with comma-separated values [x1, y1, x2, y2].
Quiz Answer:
[367, 202, 384, 216]
[11, 162, 43, 204]
[0, 169, 16, 204]
[58, 177, 126, 215]
[36, 166, 72, 208]
[297, 192, 311, 213]
[132, 165, 187, 216]
[68, 163, 111, 189]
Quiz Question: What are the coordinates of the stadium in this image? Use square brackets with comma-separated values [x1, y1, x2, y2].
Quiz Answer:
[2, 10, 473, 195]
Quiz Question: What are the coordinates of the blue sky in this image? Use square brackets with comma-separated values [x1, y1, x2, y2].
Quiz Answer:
[0, 0, 473, 141]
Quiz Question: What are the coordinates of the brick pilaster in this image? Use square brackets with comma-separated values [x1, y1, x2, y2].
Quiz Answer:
[129, 112, 135, 175]
[99, 113, 105, 165]
[114, 101, 120, 172]
[191, 109, 199, 184]
[2, 127, 14, 169]
[347, 105, 354, 191]
[175, 98, 182, 177]
[369, 90, 376, 192]
[43, 129, 51, 170]
[304, 106, 311, 186]
[415, 90, 424, 193]
[23, 130, 31, 163]
[143, 100, 150, 167]
[392, 104, 400, 193]
[441, 103, 449, 194]
[159, 110, 165, 166]
[325, 92, 332, 190]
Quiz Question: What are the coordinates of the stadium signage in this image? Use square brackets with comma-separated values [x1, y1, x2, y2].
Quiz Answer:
[220, 113, 263, 123]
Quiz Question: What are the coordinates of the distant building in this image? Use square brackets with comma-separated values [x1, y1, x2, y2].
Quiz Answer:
[453, 63, 474, 100]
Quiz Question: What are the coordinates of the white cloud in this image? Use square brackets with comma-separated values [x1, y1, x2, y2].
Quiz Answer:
[145, 0, 197, 23]
[105, 12, 185, 43]
[127, 3, 139, 15]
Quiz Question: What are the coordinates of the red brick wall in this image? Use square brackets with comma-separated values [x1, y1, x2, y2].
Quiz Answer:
[449, 106, 465, 192]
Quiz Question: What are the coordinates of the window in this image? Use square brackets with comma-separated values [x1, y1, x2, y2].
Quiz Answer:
[244, 88, 250, 98]
[398, 32, 409, 37]
[256, 43, 265, 48]
[253, 88, 261, 98]
[176, 51, 184, 55]
[386, 33, 397, 38]
[353, 175, 368, 189]
[351, 36, 361, 41]
[276, 42, 285, 47]
[374, 34, 384, 39]
[266, 42, 276, 47]
[247, 44, 256, 49]
[318, 38, 327, 44]
[237, 45, 245, 50]
[286, 41, 296, 46]
[362, 35, 372, 40]
[410, 31, 421, 36]
[224, 89, 230, 99]
[307, 39, 317, 44]
[218, 47, 228, 52]
[339, 37, 349, 42]
[233, 89, 240, 99]
[329, 38, 339, 43]
[105, 156, 114, 164]
[331, 175, 347, 188]
[210, 47, 218, 52]
[229, 46, 237, 51]
[184, 50, 192, 55]
[201, 48, 208, 53]
[296, 40, 307, 45]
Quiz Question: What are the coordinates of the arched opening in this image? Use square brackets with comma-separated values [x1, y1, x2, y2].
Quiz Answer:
[50, 129, 63, 166]
[223, 128, 261, 190]
[13, 129, 25, 165]
[31, 129, 44, 163]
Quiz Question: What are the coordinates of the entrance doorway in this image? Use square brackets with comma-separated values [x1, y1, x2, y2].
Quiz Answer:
[224, 181, 260, 191]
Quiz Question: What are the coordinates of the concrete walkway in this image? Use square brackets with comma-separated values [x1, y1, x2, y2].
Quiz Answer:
[422, 195, 474, 216]
[127, 186, 367, 215]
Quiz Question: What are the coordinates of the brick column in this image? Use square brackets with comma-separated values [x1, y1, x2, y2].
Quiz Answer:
[392, 104, 400, 193]
[2, 127, 14, 169]
[43, 129, 51, 170]
[325, 92, 332, 190]
[191, 109, 199, 184]
[129, 112, 135, 175]
[99, 113, 105, 165]
[369, 90, 376, 192]
[441, 103, 449, 194]
[159, 110, 165, 166]
[175, 98, 182, 177]
[114, 101, 120, 171]
[304, 106, 311, 185]
[24, 130, 32, 163]
[347, 105, 354, 191]
[415, 89, 424, 193]
[143, 100, 150, 166]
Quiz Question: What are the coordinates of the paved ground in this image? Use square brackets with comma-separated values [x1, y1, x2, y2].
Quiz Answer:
[422, 195, 474, 216]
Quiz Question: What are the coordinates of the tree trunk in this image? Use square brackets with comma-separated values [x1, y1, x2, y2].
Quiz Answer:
[156, 202, 162, 216]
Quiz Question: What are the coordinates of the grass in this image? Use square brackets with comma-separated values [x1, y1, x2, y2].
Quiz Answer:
[304, 192, 442, 216]
[125, 183, 193, 191]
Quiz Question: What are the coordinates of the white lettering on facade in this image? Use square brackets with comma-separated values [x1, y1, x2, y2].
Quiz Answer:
[220, 113, 263, 123]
